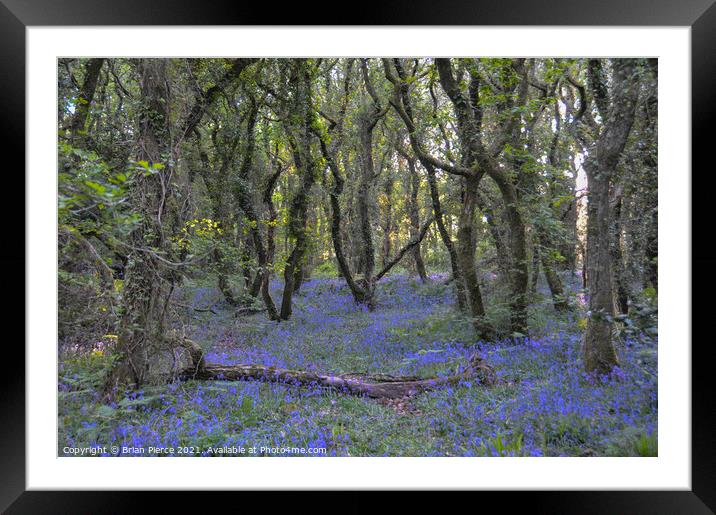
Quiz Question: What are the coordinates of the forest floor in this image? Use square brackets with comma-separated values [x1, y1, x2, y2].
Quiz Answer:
[59, 273, 658, 457]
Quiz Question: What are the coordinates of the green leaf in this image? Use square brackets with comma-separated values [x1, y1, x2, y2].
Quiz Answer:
[95, 405, 116, 418]
[84, 181, 106, 195]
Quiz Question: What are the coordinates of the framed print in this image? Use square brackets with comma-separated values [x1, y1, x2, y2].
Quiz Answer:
[3, 0, 715, 512]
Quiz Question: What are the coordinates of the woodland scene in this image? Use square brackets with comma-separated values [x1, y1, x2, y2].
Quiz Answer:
[58, 57, 658, 457]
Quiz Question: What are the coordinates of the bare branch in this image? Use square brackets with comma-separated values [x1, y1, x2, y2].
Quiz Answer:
[376, 217, 434, 281]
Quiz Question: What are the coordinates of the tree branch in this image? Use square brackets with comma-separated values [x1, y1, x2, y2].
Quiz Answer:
[376, 216, 434, 281]
[180, 58, 258, 140]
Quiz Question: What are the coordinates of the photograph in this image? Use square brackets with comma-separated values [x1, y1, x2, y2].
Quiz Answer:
[56, 56, 659, 458]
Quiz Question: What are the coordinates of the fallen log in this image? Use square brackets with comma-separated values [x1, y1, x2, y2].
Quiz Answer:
[179, 348, 496, 399]
[173, 301, 218, 314]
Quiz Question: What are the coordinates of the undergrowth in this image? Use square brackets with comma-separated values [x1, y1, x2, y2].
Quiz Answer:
[58, 274, 657, 457]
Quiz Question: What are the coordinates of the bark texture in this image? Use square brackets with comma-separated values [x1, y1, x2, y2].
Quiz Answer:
[196, 131, 240, 306]
[108, 59, 177, 392]
[106, 58, 257, 392]
[435, 58, 531, 337]
[181, 351, 496, 399]
[539, 232, 570, 312]
[406, 154, 429, 281]
[457, 174, 489, 334]
[583, 59, 639, 375]
[233, 100, 280, 320]
[68, 58, 105, 141]
[280, 61, 318, 320]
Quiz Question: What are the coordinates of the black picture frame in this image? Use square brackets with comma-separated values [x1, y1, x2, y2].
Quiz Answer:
[3, 1, 714, 512]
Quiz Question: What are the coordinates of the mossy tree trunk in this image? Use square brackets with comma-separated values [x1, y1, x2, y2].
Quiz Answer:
[583, 59, 639, 375]
[435, 58, 532, 337]
[405, 154, 429, 282]
[107, 59, 177, 392]
[233, 99, 280, 320]
[280, 60, 318, 320]
[68, 58, 105, 143]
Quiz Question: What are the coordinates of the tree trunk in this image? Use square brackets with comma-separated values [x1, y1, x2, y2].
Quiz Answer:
[538, 228, 570, 312]
[406, 156, 429, 281]
[584, 173, 619, 374]
[355, 115, 378, 309]
[319, 139, 370, 305]
[641, 74, 658, 292]
[249, 271, 264, 298]
[68, 58, 105, 142]
[530, 234, 540, 296]
[279, 160, 314, 319]
[279, 61, 316, 320]
[644, 205, 658, 291]
[233, 102, 279, 320]
[476, 190, 510, 284]
[350, 62, 388, 309]
[240, 237, 253, 291]
[263, 161, 284, 292]
[425, 161, 468, 312]
[381, 172, 394, 270]
[583, 59, 639, 376]
[196, 134, 240, 306]
[493, 176, 530, 336]
[435, 57, 529, 336]
[292, 266, 305, 294]
[313, 60, 374, 308]
[539, 238, 569, 313]
[216, 248, 239, 306]
[182, 351, 497, 399]
[610, 190, 630, 314]
[543, 258, 569, 312]
[456, 174, 492, 339]
[107, 59, 177, 392]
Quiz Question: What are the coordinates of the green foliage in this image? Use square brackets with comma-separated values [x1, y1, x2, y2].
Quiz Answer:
[60, 345, 119, 396]
[312, 260, 339, 278]
[134, 160, 165, 176]
[482, 432, 525, 457]
[642, 287, 657, 304]
[58, 143, 142, 243]
[606, 427, 658, 457]
[173, 217, 225, 252]
[613, 289, 658, 341]
[540, 413, 593, 449]
[634, 431, 659, 457]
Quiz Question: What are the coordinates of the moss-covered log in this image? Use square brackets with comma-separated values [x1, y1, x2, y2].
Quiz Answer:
[180, 351, 496, 399]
